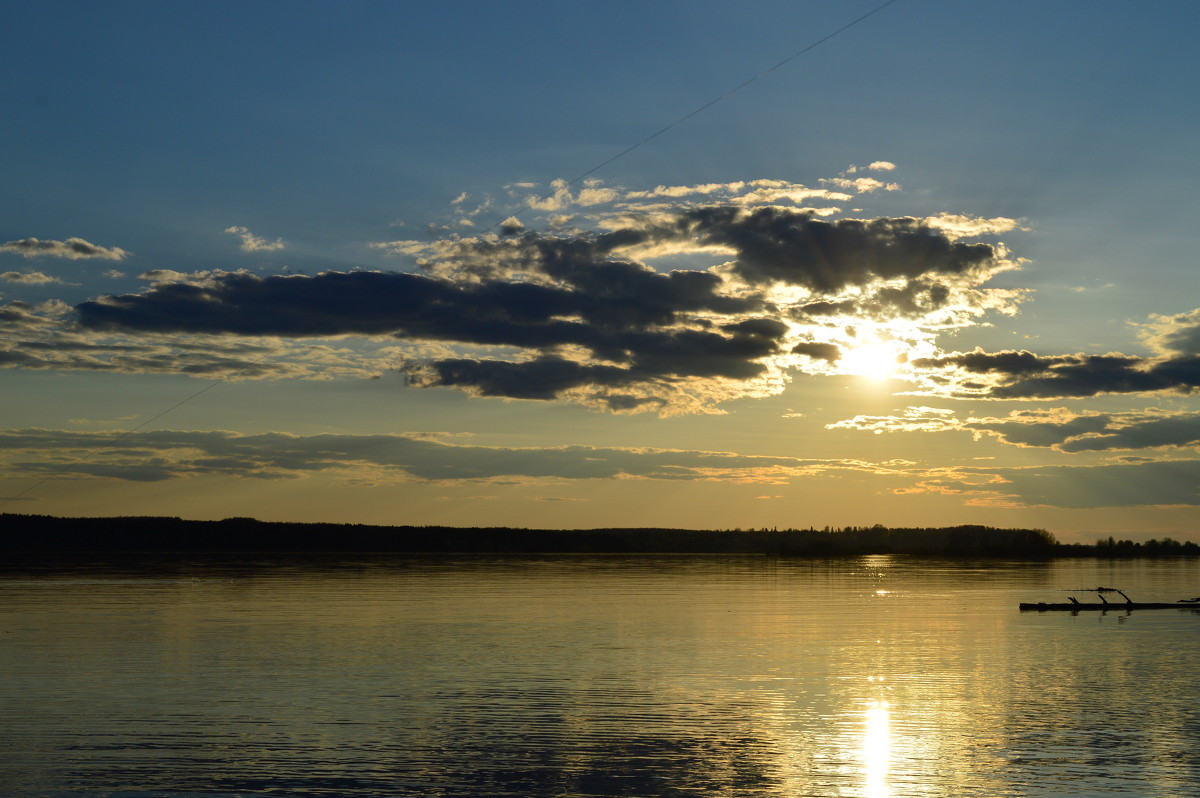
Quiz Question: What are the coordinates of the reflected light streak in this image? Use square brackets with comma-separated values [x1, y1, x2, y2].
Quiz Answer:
[863, 699, 891, 798]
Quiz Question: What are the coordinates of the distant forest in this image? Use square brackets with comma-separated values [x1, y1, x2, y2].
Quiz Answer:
[3, 514, 1197, 558]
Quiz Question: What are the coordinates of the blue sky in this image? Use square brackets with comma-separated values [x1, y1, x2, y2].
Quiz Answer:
[4, 0, 1200, 541]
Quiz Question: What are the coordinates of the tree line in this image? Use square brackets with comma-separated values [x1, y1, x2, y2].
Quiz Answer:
[4, 513, 1197, 558]
[0, 514, 1075, 556]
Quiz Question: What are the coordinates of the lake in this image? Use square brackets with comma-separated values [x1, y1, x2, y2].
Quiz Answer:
[2, 555, 1199, 797]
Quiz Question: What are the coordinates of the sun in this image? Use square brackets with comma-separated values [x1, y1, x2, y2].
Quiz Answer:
[841, 339, 905, 380]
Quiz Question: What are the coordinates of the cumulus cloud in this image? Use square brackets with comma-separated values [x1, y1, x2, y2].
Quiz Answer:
[0, 173, 1034, 413]
[0, 428, 896, 484]
[224, 226, 285, 252]
[75, 200, 1018, 411]
[820, 176, 899, 193]
[498, 216, 525, 235]
[1139, 308, 1200, 357]
[0, 237, 127, 260]
[669, 207, 1005, 291]
[525, 178, 620, 211]
[821, 162, 900, 193]
[845, 162, 896, 173]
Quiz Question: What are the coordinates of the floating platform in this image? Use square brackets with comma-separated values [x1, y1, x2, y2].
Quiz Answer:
[1019, 601, 1199, 611]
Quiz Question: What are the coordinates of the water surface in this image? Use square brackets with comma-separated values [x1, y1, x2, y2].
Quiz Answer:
[3, 555, 1199, 797]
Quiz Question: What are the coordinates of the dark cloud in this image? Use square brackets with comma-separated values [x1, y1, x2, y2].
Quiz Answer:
[914, 348, 1200, 399]
[965, 413, 1112, 449]
[967, 411, 1200, 453]
[1059, 414, 1200, 453]
[797, 300, 857, 316]
[914, 349, 1075, 376]
[78, 269, 757, 340]
[676, 207, 1000, 290]
[1, 301, 60, 330]
[2, 299, 369, 379]
[410, 357, 633, 400]
[407, 320, 788, 397]
[792, 342, 841, 362]
[1142, 309, 1200, 356]
[918, 460, 1200, 509]
[65, 204, 1016, 409]
[1, 237, 127, 260]
[77, 269, 786, 403]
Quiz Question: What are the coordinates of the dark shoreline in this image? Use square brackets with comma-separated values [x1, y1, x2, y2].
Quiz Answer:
[5, 513, 1196, 559]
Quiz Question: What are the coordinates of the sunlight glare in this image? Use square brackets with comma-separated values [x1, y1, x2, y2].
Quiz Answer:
[841, 339, 903, 380]
[863, 699, 891, 798]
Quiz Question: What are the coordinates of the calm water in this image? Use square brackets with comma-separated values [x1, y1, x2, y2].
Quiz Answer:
[2, 555, 1199, 797]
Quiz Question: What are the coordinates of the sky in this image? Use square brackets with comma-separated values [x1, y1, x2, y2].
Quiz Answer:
[3, 0, 1200, 542]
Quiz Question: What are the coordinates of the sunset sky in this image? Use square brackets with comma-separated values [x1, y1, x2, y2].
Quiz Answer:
[4, 0, 1199, 542]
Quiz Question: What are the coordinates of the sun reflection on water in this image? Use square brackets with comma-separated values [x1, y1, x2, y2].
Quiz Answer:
[863, 699, 891, 798]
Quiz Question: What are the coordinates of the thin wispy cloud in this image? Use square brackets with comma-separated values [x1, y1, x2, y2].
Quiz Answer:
[0, 237, 127, 261]
[901, 460, 1200, 509]
[0, 428, 899, 485]
[833, 406, 1200, 454]
[1, 271, 65, 285]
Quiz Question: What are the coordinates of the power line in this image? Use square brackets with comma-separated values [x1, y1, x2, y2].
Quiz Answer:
[564, 0, 902, 189]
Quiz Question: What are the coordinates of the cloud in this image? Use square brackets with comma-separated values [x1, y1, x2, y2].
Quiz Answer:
[74, 199, 1021, 412]
[828, 406, 958, 435]
[903, 460, 1200, 509]
[669, 207, 1006, 292]
[0, 299, 70, 330]
[224, 226, 285, 252]
[505, 177, 854, 223]
[831, 405, 1200, 455]
[963, 408, 1200, 453]
[0, 428, 897, 485]
[1, 299, 389, 380]
[845, 162, 896, 173]
[0, 237, 127, 260]
[906, 304, 1200, 400]
[820, 176, 899, 193]
[821, 162, 900, 192]
[923, 213, 1025, 240]
[498, 216, 525, 235]
[1140, 308, 1200, 357]
[525, 178, 620, 211]
[1, 271, 64, 285]
[911, 346, 1200, 399]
